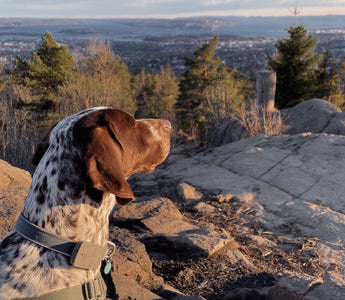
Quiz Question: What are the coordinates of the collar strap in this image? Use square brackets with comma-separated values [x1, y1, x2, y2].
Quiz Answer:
[14, 272, 107, 300]
[15, 213, 114, 270]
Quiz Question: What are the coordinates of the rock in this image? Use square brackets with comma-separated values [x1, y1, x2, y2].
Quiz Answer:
[222, 288, 265, 300]
[142, 217, 199, 236]
[282, 98, 340, 134]
[155, 284, 206, 300]
[177, 183, 203, 202]
[159, 133, 345, 299]
[142, 216, 231, 257]
[267, 285, 304, 300]
[193, 202, 216, 213]
[112, 197, 183, 221]
[211, 99, 345, 147]
[323, 111, 345, 135]
[112, 197, 231, 258]
[109, 273, 205, 300]
[273, 271, 323, 300]
[108, 226, 155, 285]
[0, 159, 31, 239]
[111, 274, 162, 300]
[226, 248, 258, 272]
[211, 117, 247, 146]
[214, 193, 234, 203]
[248, 235, 277, 248]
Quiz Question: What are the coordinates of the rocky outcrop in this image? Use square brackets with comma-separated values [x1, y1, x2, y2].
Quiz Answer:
[142, 132, 345, 299]
[0, 159, 31, 239]
[4, 129, 345, 299]
[212, 99, 345, 147]
[282, 98, 341, 134]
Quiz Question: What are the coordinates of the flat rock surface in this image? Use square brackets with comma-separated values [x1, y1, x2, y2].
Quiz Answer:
[131, 132, 345, 299]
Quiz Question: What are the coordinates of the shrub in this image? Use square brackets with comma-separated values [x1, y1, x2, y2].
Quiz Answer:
[238, 107, 289, 137]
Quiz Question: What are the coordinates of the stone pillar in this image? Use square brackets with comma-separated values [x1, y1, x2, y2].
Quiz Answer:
[255, 70, 276, 111]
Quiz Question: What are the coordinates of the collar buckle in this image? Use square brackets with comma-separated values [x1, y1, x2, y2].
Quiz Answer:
[70, 242, 108, 270]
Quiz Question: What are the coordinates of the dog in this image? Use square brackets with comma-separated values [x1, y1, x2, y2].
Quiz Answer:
[0, 108, 171, 299]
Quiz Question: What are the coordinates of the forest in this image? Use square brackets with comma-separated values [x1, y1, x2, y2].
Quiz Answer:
[1, 23, 345, 172]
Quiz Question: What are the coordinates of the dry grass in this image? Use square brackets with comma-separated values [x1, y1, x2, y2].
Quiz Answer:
[238, 106, 289, 137]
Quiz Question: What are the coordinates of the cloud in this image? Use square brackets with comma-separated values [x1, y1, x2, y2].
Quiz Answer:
[201, 0, 295, 12]
[135, 0, 177, 4]
[0, 0, 344, 18]
[205, 0, 234, 5]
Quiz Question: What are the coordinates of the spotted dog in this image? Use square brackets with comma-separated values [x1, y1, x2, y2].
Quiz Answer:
[0, 108, 171, 299]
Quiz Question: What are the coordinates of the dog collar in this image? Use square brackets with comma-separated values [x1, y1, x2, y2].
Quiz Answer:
[14, 213, 115, 271]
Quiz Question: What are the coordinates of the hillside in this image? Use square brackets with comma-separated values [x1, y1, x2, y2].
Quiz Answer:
[1, 16, 345, 75]
[3, 126, 345, 298]
[124, 131, 345, 299]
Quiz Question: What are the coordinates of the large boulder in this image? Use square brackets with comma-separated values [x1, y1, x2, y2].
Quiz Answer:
[212, 99, 345, 147]
[282, 98, 341, 134]
[322, 111, 345, 135]
[211, 117, 247, 146]
[0, 159, 31, 239]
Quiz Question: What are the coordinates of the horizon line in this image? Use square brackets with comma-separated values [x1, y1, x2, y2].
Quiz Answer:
[0, 13, 345, 20]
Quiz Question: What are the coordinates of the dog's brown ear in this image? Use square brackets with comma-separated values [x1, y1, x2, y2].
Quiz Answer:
[78, 109, 136, 205]
[85, 126, 135, 205]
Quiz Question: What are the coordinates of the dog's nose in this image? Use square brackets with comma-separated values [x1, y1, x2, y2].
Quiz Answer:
[162, 120, 172, 131]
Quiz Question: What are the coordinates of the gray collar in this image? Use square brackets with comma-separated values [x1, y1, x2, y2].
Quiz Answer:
[15, 213, 115, 270]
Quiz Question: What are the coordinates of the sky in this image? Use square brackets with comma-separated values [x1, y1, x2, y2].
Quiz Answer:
[0, 0, 345, 18]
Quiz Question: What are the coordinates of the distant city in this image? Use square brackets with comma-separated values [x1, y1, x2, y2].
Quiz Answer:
[0, 16, 345, 76]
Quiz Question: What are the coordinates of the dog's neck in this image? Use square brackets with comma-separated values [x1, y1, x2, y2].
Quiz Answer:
[23, 153, 116, 247]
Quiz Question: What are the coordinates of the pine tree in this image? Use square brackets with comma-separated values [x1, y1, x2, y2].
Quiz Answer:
[156, 64, 179, 120]
[338, 54, 345, 101]
[268, 25, 321, 108]
[176, 36, 226, 136]
[134, 70, 154, 118]
[315, 50, 344, 108]
[135, 65, 179, 120]
[11, 32, 74, 110]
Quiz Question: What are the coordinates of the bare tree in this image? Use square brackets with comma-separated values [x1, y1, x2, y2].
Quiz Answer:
[0, 84, 40, 172]
[290, 0, 301, 25]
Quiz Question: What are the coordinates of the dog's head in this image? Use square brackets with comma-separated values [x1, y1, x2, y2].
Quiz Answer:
[32, 108, 171, 205]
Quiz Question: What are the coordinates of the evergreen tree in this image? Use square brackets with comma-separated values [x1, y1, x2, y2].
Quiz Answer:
[156, 64, 179, 120]
[135, 65, 179, 120]
[176, 36, 227, 136]
[338, 54, 345, 101]
[315, 50, 344, 108]
[11, 32, 74, 110]
[268, 25, 321, 108]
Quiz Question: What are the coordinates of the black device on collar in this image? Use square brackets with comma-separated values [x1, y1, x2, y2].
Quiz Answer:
[14, 213, 115, 270]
